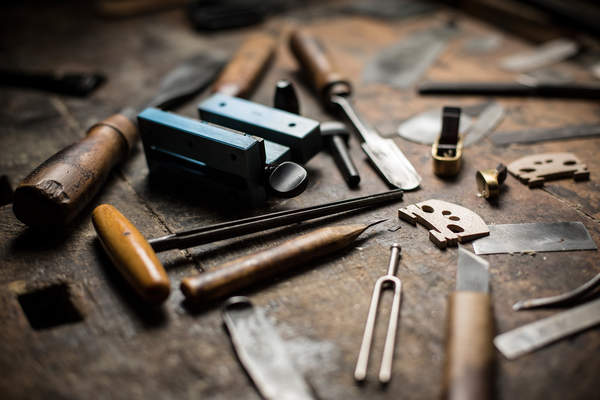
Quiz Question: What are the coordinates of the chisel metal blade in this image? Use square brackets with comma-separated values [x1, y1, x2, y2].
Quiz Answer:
[222, 297, 314, 400]
[457, 247, 489, 292]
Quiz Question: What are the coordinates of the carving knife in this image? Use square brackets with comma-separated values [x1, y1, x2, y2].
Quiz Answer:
[222, 297, 315, 400]
[442, 247, 493, 400]
[289, 29, 421, 190]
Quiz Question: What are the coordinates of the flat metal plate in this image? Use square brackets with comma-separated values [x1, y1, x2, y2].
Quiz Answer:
[492, 124, 600, 145]
[473, 222, 597, 255]
[494, 297, 600, 359]
[363, 25, 456, 88]
[457, 247, 489, 292]
[222, 297, 314, 400]
[397, 107, 472, 145]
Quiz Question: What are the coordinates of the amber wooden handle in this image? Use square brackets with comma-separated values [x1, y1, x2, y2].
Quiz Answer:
[13, 114, 137, 228]
[181, 224, 365, 302]
[211, 33, 275, 98]
[92, 204, 170, 304]
[289, 28, 352, 101]
[442, 292, 494, 400]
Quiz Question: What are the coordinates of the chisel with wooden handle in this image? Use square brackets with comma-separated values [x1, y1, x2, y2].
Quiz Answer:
[13, 34, 275, 228]
[91, 189, 402, 303]
[442, 247, 493, 400]
[289, 29, 421, 190]
[181, 219, 386, 303]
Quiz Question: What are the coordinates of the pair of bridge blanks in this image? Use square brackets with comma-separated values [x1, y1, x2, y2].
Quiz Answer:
[398, 200, 489, 249]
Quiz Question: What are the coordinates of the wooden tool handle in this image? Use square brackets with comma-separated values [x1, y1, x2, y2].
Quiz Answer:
[211, 33, 275, 98]
[289, 29, 352, 101]
[13, 114, 137, 227]
[442, 292, 494, 400]
[92, 204, 170, 304]
[181, 224, 365, 302]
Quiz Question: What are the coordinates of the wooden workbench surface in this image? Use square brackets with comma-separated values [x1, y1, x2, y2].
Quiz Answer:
[1, 2, 599, 399]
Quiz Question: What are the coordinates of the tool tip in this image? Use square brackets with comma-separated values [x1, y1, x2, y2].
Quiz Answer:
[366, 219, 388, 229]
[512, 301, 525, 311]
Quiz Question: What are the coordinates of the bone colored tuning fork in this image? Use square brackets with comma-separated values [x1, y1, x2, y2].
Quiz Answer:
[354, 243, 403, 384]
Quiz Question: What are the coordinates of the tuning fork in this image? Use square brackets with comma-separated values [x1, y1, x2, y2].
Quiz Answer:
[354, 243, 403, 383]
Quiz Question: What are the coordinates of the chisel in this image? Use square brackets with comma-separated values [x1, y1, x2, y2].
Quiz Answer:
[92, 189, 403, 303]
[289, 29, 421, 190]
[442, 247, 493, 400]
[13, 34, 274, 228]
[181, 219, 386, 303]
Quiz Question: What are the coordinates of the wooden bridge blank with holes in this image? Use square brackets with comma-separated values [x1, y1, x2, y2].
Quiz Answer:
[398, 200, 489, 249]
[507, 152, 590, 188]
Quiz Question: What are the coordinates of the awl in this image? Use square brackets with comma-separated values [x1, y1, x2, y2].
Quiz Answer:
[442, 247, 493, 400]
[289, 29, 421, 190]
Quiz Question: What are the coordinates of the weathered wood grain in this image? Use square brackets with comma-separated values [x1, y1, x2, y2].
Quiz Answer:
[1, 2, 599, 400]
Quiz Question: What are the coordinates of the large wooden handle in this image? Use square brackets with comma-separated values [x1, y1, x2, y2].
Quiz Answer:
[92, 204, 170, 304]
[211, 33, 275, 98]
[442, 292, 494, 400]
[13, 114, 137, 228]
[181, 224, 364, 302]
[289, 29, 352, 101]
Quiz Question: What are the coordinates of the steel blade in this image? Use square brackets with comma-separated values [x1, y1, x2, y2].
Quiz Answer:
[463, 102, 505, 147]
[473, 222, 597, 255]
[492, 124, 600, 145]
[494, 297, 600, 359]
[457, 246, 489, 292]
[362, 136, 422, 190]
[222, 297, 314, 400]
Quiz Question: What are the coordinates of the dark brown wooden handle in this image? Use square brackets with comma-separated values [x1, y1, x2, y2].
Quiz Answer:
[13, 114, 137, 227]
[442, 292, 494, 400]
[180, 224, 365, 302]
[289, 28, 352, 101]
[92, 204, 170, 304]
[211, 33, 275, 99]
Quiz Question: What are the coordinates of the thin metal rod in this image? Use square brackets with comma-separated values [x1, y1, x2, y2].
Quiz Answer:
[354, 243, 403, 383]
[513, 271, 600, 311]
[149, 189, 403, 252]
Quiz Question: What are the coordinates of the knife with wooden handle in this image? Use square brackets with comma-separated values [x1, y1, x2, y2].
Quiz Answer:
[442, 247, 493, 400]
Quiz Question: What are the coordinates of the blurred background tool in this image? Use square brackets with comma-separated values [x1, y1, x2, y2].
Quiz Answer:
[513, 271, 600, 311]
[418, 80, 600, 99]
[92, 190, 403, 303]
[181, 219, 387, 303]
[0, 69, 105, 97]
[222, 297, 315, 400]
[354, 243, 403, 383]
[442, 247, 493, 400]
[495, 297, 600, 360]
[289, 28, 421, 190]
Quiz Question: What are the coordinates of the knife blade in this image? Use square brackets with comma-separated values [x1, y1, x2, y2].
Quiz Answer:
[442, 247, 493, 400]
[222, 297, 315, 400]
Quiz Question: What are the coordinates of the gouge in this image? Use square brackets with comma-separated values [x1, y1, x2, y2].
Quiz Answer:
[289, 29, 421, 190]
[13, 34, 275, 228]
[92, 189, 402, 303]
[442, 247, 493, 400]
[181, 219, 386, 303]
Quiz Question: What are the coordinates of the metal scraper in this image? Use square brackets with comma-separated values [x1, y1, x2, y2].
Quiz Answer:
[363, 24, 457, 88]
[222, 297, 314, 400]
[472, 222, 597, 255]
[494, 297, 600, 359]
[443, 247, 493, 400]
